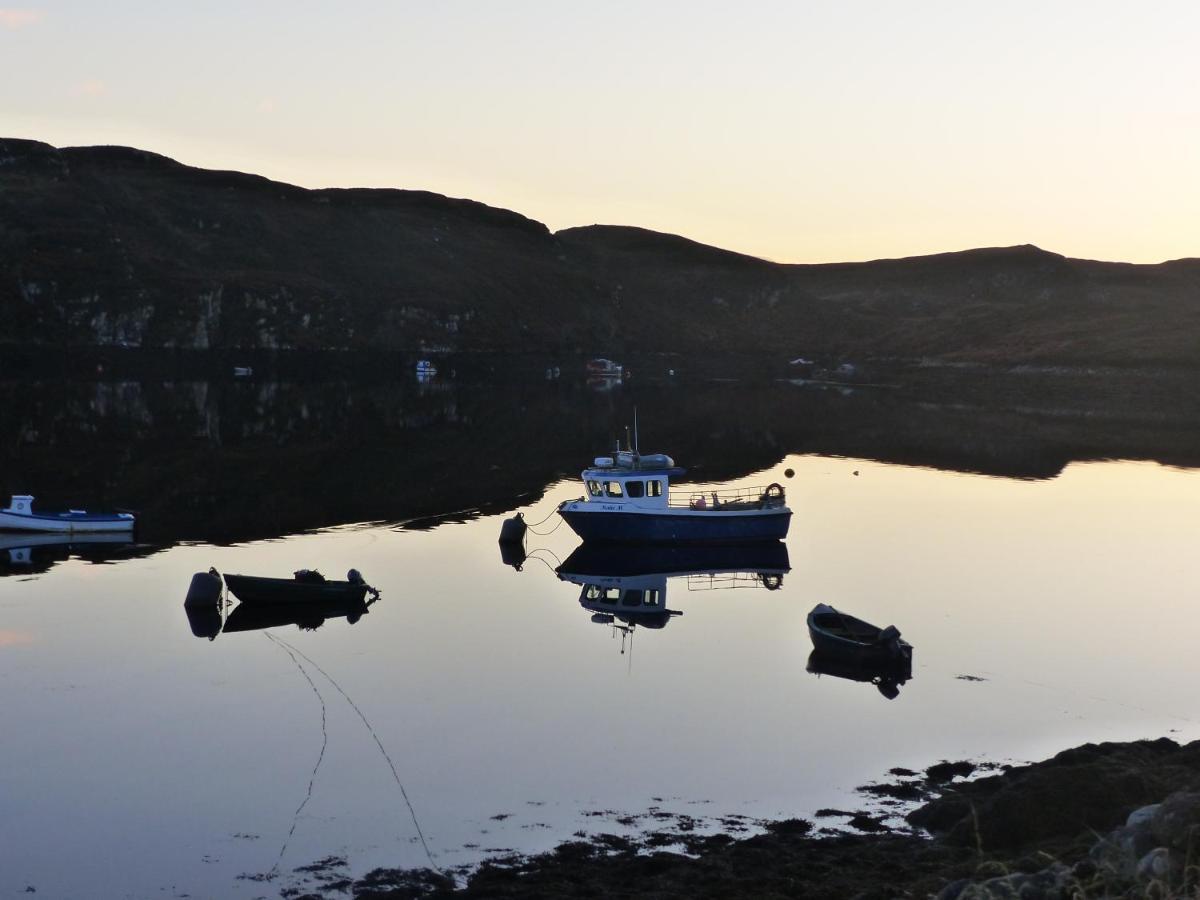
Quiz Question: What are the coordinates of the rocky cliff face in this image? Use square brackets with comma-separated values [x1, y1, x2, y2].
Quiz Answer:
[0, 138, 599, 353]
[2, 138, 1198, 365]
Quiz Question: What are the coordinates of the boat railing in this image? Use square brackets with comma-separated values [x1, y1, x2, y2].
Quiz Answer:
[686, 571, 784, 591]
[667, 484, 786, 511]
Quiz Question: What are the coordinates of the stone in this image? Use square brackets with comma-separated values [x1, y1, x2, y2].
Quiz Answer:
[1136, 846, 1171, 881]
[1151, 791, 1200, 850]
[1126, 802, 1161, 830]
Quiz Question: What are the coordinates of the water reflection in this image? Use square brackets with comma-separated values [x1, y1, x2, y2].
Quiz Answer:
[223, 595, 376, 634]
[553, 542, 791, 648]
[0, 532, 152, 576]
[4, 372, 1200, 549]
[806, 650, 914, 700]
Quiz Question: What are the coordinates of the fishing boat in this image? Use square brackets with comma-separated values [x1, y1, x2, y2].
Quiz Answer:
[806, 603, 911, 664]
[586, 358, 623, 377]
[558, 449, 791, 544]
[0, 495, 135, 533]
[222, 568, 376, 606]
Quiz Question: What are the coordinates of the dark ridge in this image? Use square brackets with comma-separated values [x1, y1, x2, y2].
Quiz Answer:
[557, 224, 774, 269]
[58, 143, 547, 234]
[315, 187, 549, 235]
[62, 143, 184, 169]
[0, 137, 57, 157]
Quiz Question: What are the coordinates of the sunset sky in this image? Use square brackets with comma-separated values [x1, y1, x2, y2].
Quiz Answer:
[2, 1, 1196, 264]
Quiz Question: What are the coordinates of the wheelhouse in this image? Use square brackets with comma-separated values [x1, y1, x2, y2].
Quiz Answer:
[580, 451, 681, 510]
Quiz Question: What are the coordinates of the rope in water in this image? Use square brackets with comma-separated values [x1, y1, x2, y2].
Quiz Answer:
[263, 632, 329, 879]
[268, 633, 442, 875]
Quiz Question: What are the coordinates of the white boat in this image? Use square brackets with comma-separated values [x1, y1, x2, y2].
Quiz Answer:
[586, 358, 623, 377]
[557, 449, 791, 544]
[0, 495, 135, 533]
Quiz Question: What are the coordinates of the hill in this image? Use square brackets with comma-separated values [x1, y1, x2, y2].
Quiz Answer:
[2, 138, 1197, 366]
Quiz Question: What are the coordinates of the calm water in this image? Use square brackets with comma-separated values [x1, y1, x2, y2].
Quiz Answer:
[2, 376, 1200, 898]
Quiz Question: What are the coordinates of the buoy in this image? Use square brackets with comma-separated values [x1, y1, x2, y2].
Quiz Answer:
[498, 512, 527, 546]
[185, 603, 222, 640]
[184, 568, 223, 640]
[499, 541, 527, 570]
[184, 568, 223, 609]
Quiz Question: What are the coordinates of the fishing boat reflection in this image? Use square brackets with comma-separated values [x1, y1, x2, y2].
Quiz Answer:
[555, 542, 790, 651]
[223, 595, 375, 633]
[806, 650, 913, 700]
[0, 532, 149, 576]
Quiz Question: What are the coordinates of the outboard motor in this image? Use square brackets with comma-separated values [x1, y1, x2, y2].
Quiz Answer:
[877, 625, 903, 658]
[347, 568, 364, 585]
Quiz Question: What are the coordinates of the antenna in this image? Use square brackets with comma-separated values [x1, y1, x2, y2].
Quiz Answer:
[633, 406, 639, 453]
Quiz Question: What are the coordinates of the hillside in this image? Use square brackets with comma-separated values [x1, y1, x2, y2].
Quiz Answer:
[2, 138, 1198, 366]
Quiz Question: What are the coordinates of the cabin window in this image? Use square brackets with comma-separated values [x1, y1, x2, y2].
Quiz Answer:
[587, 480, 603, 497]
[585, 585, 603, 599]
[604, 588, 621, 601]
[644, 589, 660, 606]
[626, 480, 645, 499]
[604, 481, 624, 498]
[621, 590, 644, 607]
[647, 480, 663, 497]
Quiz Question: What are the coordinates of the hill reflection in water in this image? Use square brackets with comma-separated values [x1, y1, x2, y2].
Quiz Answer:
[2, 369, 1198, 551]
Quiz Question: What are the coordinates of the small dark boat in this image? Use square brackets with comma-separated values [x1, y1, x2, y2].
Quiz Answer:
[222, 568, 375, 606]
[806, 603, 911, 664]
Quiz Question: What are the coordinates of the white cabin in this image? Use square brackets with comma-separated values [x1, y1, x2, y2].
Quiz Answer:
[579, 452, 678, 510]
[3, 495, 33, 515]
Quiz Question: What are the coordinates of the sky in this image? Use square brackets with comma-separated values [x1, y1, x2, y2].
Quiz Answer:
[1, 1, 1197, 264]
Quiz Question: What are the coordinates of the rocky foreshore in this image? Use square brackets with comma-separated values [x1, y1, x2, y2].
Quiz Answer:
[306, 738, 1200, 900]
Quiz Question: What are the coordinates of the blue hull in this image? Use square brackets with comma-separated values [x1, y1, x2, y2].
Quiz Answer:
[560, 509, 791, 544]
[559, 541, 790, 577]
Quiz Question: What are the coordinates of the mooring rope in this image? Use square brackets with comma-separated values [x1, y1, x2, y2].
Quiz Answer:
[525, 514, 564, 537]
[519, 501, 566, 537]
[263, 632, 329, 879]
[268, 634, 442, 875]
